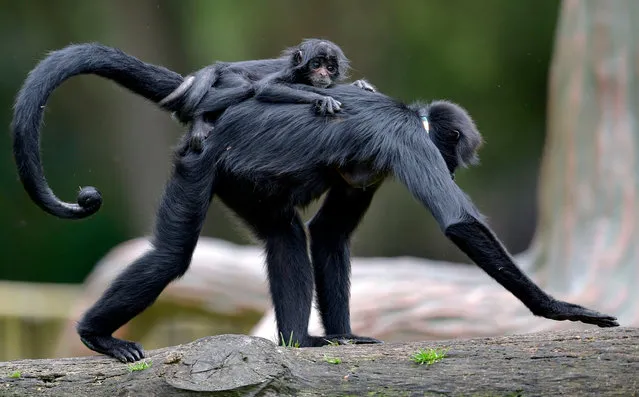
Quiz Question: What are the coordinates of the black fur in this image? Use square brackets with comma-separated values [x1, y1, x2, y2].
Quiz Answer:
[12, 46, 618, 363]
[336, 99, 483, 186]
[420, 100, 483, 177]
[252, 38, 350, 109]
[163, 38, 368, 152]
[11, 43, 183, 219]
[11, 42, 389, 220]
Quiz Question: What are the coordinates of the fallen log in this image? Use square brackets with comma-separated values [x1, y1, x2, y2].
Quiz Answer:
[57, 237, 618, 359]
[5, 327, 638, 396]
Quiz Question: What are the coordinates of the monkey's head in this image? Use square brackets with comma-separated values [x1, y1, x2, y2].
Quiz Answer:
[412, 100, 484, 178]
[284, 38, 350, 88]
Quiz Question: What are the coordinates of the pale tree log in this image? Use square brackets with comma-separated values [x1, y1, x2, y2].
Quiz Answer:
[9, 328, 639, 396]
[55, 0, 639, 358]
[530, 0, 639, 315]
[56, 237, 555, 358]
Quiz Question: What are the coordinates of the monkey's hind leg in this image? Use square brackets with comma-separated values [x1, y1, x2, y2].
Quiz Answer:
[77, 146, 217, 362]
[306, 182, 383, 347]
[255, 211, 317, 348]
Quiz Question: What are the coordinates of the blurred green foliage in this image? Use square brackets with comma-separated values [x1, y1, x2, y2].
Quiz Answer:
[0, 0, 559, 283]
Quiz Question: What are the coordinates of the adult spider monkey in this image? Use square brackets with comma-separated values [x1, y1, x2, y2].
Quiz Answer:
[160, 38, 377, 152]
[13, 57, 618, 362]
[11, 41, 371, 219]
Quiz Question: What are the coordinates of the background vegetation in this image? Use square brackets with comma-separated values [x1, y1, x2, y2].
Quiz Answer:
[0, 0, 560, 283]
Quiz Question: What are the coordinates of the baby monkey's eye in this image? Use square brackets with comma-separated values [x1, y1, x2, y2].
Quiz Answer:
[327, 65, 336, 73]
[310, 60, 321, 69]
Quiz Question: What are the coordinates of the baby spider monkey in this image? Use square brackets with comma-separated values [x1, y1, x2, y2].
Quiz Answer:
[161, 38, 375, 152]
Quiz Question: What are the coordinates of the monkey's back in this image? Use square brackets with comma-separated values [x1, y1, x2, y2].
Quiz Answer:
[208, 84, 436, 210]
[212, 85, 425, 176]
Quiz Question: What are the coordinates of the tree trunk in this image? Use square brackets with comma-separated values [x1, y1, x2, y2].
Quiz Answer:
[5, 328, 638, 397]
[528, 0, 639, 321]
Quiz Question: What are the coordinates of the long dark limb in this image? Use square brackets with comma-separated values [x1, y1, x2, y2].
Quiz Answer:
[260, 212, 315, 347]
[393, 141, 618, 328]
[286, 80, 375, 95]
[445, 219, 618, 327]
[255, 82, 342, 115]
[182, 78, 255, 154]
[307, 181, 382, 345]
[77, 144, 218, 362]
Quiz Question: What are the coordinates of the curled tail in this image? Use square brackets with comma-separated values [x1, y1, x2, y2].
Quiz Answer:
[11, 43, 185, 219]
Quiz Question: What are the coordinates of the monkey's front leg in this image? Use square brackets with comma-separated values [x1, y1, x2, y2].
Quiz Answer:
[445, 219, 619, 328]
[395, 150, 617, 328]
[306, 181, 383, 346]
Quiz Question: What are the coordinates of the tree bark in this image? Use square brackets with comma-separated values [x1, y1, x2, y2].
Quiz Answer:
[6, 328, 639, 397]
[528, 0, 639, 318]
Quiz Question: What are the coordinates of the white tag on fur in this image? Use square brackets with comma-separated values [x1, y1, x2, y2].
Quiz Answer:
[421, 116, 430, 134]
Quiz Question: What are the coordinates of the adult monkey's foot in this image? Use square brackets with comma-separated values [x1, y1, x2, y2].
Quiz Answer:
[307, 334, 383, 347]
[80, 333, 145, 363]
